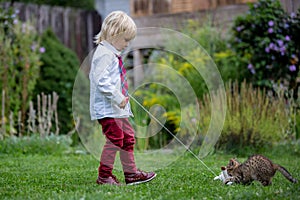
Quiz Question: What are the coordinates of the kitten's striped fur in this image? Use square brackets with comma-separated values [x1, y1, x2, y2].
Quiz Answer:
[225, 154, 298, 186]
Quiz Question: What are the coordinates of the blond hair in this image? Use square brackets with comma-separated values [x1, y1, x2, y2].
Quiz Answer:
[94, 11, 137, 45]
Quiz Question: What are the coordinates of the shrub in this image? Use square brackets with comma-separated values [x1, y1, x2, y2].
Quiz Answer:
[33, 29, 80, 134]
[198, 81, 295, 154]
[230, 0, 300, 96]
[0, 7, 43, 135]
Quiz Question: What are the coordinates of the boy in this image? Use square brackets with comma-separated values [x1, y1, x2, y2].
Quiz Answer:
[89, 11, 156, 185]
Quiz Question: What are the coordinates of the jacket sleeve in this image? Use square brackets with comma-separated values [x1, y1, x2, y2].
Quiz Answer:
[91, 54, 125, 105]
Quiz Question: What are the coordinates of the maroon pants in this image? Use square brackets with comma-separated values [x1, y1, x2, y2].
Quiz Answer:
[98, 118, 137, 178]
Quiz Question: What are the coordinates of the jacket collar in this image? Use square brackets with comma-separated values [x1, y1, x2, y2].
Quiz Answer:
[100, 40, 121, 57]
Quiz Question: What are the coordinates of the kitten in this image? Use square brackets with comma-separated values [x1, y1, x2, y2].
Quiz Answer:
[225, 154, 298, 186]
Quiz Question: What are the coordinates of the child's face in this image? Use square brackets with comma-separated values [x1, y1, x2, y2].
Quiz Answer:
[111, 34, 132, 51]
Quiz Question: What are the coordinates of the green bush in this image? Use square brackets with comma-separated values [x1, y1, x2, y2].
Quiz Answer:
[0, 7, 42, 134]
[230, 0, 300, 94]
[33, 29, 80, 134]
[0, 135, 72, 155]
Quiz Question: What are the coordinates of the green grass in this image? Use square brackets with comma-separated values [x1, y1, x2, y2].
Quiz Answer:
[0, 149, 299, 200]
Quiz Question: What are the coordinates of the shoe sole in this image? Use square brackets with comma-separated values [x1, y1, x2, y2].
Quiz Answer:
[126, 173, 157, 186]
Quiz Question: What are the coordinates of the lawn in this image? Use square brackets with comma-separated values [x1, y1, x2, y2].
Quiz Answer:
[1, 146, 299, 200]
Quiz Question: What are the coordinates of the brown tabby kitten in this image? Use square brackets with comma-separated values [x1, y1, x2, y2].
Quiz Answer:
[225, 154, 298, 186]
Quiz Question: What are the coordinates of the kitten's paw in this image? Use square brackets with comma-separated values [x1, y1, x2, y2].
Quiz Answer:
[224, 178, 234, 185]
[226, 181, 234, 185]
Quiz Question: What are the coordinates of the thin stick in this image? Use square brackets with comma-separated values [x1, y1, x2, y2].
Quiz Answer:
[9, 111, 14, 136]
[128, 93, 217, 177]
[53, 92, 59, 135]
[37, 94, 43, 136]
[46, 94, 52, 135]
[1, 90, 5, 140]
[18, 111, 22, 137]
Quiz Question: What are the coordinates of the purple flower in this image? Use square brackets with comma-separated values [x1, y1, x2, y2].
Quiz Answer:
[291, 12, 296, 18]
[269, 43, 276, 50]
[236, 26, 243, 32]
[285, 35, 291, 41]
[248, 63, 256, 74]
[284, 23, 289, 29]
[268, 20, 274, 27]
[273, 46, 279, 52]
[39, 47, 46, 53]
[31, 44, 37, 51]
[265, 47, 270, 53]
[13, 19, 18, 24]
[248, 63, 253, 69]
[277, 40, 284, 47]
[279, 46, 286, 52]
[289, 65, 296, 72]
[268, 28, 274, 34]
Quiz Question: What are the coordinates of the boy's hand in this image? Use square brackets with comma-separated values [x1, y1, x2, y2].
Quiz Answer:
[119, 97, 129, 109]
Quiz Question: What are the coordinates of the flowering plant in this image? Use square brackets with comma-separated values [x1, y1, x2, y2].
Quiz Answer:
[0, 6, 44, 134]
[231, 0, 300, 96]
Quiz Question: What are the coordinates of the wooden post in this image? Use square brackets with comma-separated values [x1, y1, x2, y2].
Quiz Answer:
[18, 111, 22, 137]
[148, 0, 153, 15]
[27, 101, 34, 134]
[1, 90, 5, 140]
[53, 92, 59, 135]
[46, 94, 52, 136]
[9, 111, 14, 136]
[37, 94, 44, 137]
[133, 50, 144, 88]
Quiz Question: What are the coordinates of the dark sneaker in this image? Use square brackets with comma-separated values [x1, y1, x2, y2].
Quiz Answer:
[96, 175, 121, 186]
[125, 170, 156, 185]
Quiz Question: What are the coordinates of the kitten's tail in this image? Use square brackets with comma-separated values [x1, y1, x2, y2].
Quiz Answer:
[275, 164, 298, 183]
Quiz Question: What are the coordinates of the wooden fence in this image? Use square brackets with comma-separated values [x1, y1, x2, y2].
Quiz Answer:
[2, 2, 102, 61]
[131, 0, 299, 17]
[131, 0, 257, 16]
[280, 0, 300, 13]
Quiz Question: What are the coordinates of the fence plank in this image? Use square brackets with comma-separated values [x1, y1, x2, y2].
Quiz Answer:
[3, 2, 102, 61]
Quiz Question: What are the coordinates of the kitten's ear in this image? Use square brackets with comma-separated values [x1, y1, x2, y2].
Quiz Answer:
[229, 159, 235, 166]
[234, 158, 240, 164]
[229, 158, 239, 166]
